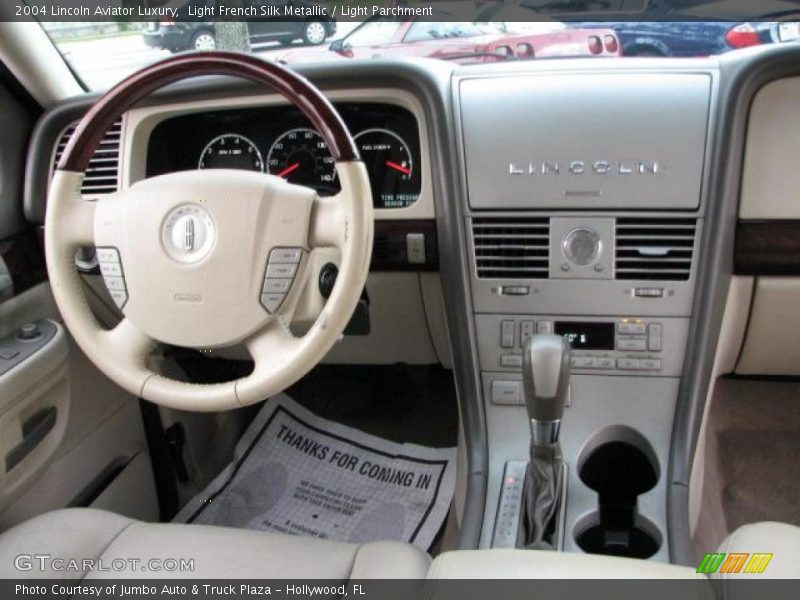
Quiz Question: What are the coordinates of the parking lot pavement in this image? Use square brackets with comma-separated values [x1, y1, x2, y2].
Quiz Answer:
[57, 22, 361, 89]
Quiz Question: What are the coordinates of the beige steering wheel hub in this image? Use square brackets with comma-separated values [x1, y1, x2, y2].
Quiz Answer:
[45, 52, 373, 412]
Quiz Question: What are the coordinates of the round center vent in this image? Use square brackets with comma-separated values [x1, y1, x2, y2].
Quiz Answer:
[562, 227, 602, 266]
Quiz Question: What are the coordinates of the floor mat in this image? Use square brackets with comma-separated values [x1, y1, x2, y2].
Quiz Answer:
[708, 378, 800, 531]
[174, 394, 456, 550]
[288, 364, 459, 448]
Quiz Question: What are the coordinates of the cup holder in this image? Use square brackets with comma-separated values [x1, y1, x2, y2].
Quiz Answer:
[574, 426, 662, 559]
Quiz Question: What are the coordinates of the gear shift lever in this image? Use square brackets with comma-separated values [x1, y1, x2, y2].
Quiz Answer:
[522, 334, 571, 446]
[518, 334, 571, 549]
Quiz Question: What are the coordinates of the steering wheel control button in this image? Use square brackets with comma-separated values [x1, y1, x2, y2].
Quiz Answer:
[260, 293, 286, 313]
[263, 278, 293, 294]
[99, 262, 122, 277]
[103, 276, 126, 292]
[260, 247, 304, 313]
[97, 246, 128, 309]
[97, 248, 120, 264]
[108, 290, 127, 309]
[266, 263, 299, 279]
[269, 248, 302, 264]
[161, 204, 216, 264]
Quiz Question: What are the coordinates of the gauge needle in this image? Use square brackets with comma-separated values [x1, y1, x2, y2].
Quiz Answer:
[385, 160, 412, 175]
[276, 162, 300, 178]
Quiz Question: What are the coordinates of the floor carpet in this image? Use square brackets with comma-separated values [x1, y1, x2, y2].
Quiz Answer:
[707, 377, 800, 532]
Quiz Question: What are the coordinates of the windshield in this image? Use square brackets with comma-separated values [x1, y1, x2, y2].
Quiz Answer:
[34, 0, 800, 90]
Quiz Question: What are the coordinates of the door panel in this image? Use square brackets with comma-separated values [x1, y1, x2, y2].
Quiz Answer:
[0, 72, 159, 529]
[0, 281, 160, 528]
[0, 393, 158, 527]
[0, 304, 69, 507]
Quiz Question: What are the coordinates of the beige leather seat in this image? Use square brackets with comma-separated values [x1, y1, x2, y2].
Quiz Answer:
[429, 522, 800, 582]
[714, 522, 800, 580]
[428, 549, 708, 580]
[2, 510, 796, 581]
[0, 508, 430, 579]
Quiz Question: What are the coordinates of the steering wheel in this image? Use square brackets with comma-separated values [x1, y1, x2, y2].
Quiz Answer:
[45, 52, 373, 411]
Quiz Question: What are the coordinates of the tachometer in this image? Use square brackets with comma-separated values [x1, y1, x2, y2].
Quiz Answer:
[354, 129, 419, 209]
[198, 133, 263, 172]
[267, 128, 337, 194]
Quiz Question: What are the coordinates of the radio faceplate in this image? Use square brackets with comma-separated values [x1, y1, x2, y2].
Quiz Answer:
[475, 314, 689, 378]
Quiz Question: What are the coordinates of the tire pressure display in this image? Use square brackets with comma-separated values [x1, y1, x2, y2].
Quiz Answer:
[355, 129, 421, 209]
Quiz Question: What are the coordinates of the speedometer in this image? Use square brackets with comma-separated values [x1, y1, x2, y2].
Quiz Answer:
[198, 133, 263, 172]
[267, 128, 337, 194]
[354, 129, 420, 209]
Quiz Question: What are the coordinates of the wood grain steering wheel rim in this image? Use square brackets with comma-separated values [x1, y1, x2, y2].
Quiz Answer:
[46, 52, 373, 411]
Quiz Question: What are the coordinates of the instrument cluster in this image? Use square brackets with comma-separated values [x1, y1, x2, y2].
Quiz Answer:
[147, 103, 422, 209]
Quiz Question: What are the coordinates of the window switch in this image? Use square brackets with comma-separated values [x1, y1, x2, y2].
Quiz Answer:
[0, 348, 19, 360]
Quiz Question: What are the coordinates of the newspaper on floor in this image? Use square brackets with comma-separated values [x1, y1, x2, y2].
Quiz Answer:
[175, 393, 457, 550]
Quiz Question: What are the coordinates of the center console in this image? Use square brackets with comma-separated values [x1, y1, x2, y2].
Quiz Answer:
[454, 64, 716, 561]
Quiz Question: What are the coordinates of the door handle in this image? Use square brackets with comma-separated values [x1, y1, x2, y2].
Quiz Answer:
[5, 407, 58, 471]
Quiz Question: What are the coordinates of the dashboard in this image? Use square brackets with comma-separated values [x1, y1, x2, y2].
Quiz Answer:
[145, 102, 422, 210]
[21, 47, 800, 559]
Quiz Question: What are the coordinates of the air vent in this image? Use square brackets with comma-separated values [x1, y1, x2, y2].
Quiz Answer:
[615, 218, 696, 281]
[52, 119, 122, 196]
[472, 217, 549, 279]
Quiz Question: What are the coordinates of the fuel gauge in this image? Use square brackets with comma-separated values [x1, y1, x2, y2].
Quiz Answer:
[355, 129, 420, 209]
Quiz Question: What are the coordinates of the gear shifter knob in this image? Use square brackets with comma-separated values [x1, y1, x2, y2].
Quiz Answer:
[522, 334, 571, 446]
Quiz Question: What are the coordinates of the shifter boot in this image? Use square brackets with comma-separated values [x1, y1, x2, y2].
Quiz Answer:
[519, 442, 564, 549]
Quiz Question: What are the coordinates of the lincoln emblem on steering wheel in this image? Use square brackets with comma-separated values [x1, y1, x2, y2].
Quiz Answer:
[161, 204, 216, 264]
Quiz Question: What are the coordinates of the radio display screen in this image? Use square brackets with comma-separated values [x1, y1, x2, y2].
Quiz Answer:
[554, 321, 615, 350]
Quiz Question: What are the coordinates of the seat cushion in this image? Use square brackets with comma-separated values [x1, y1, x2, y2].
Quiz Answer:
[429, 549, 710, 580]
[0, 508, 430, 579]
[715, 522, 800, 580]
